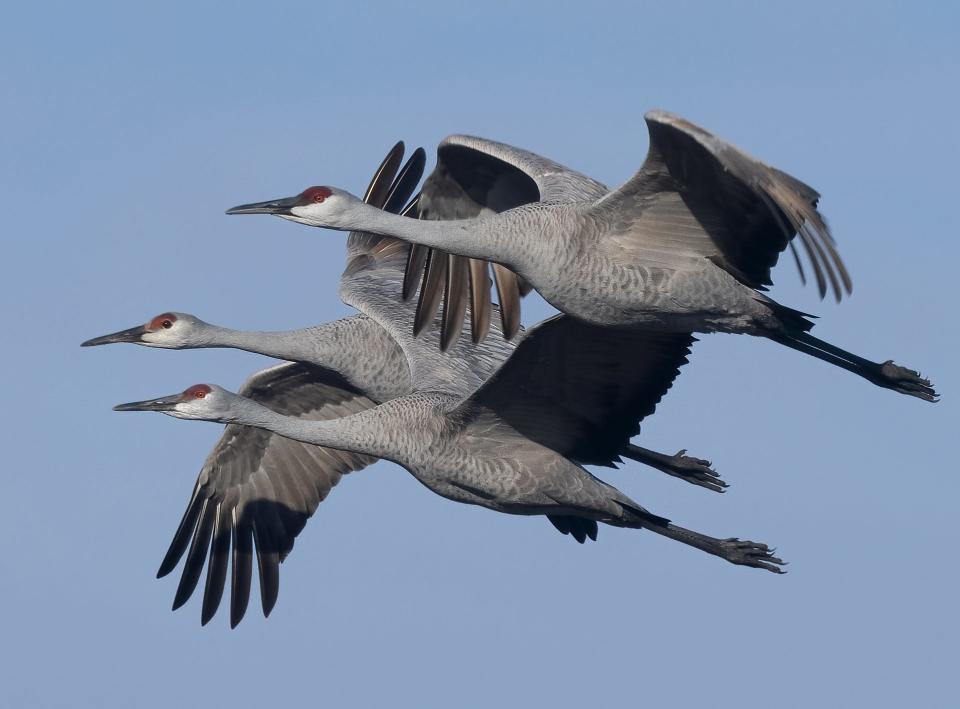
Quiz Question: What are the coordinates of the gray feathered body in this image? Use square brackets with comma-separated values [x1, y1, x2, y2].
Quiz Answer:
[251, 391, 637, 524]
[442, 201, 777, 334]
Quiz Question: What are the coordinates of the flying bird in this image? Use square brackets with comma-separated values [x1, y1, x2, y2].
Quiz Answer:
[87, 144, 720, 626]
[114, 325, 785, 609]
[226, 111, 936, 402]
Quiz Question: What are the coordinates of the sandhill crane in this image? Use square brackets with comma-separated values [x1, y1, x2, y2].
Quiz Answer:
[86, 144, 719, 626]
[226, 111, 936, 402]
[114, 324, 785, 591]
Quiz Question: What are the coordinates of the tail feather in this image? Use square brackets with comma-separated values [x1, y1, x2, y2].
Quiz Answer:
[613, 501, 672, 529]
[547, 515, 598, 544]
[759, 298, 817, 334]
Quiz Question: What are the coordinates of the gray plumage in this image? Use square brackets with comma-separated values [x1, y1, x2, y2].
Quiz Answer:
[227, 110, 936, 401]
[159, 362, 377, 627]
[90, 143, 720, 626]
[116, 339, 786, 590]
[117, 156, 789, 595]
[411, 134, 608, 347]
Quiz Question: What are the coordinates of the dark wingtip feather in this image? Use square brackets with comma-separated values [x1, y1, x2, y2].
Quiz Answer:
[441, 255, 469, 351]
[401, 195, 419, 218]
[468, 259, 492, 344]
[491, 264, 522, 340]
[384, 148, 426, 214]
[172, 498, 215, 612]
[258, 556, 279, 618]
[414, 249, 447, 336]
[402, 244, 429, 301]
[201, 502, 231, 626]
[362, 142, 404, 207]
[230, 515, 253, 629]
[157, 486, 204, 578]
[787, 241, 807, 286]
[173, 499, 214, 610]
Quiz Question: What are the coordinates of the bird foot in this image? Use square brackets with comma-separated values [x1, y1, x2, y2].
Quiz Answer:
[878, 361, 938, 402]
[665, 450, 728, 493]
[717, 538, 786, 573]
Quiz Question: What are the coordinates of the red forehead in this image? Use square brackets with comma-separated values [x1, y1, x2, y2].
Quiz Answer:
[183, 384, 212, 399]
[300, 186, 332, 203]
[148, 313, 177, 329]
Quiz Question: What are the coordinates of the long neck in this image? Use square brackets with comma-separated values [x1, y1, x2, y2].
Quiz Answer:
[203, 316, 409, 403]
[339, 201, 539, 271]
[211, 324, 334, 362]
[227, 397, 399, 462]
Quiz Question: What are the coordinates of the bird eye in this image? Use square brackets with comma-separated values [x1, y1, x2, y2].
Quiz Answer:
[148, 313, 178, 331]
[302, 186, 332, 204]
[182, 384, 212, 400]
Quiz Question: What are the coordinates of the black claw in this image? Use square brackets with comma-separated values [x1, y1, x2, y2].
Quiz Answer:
[877, 361, 938, 401]
[719, 538, 786, 573]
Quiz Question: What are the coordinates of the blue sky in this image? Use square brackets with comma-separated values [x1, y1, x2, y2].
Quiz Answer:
[2, 2, 957, 707]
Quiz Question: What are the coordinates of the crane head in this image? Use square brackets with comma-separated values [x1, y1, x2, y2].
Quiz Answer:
[113, 384, 236, 421]
[82, 312, 208, 348]
[226, 185, 361, 228]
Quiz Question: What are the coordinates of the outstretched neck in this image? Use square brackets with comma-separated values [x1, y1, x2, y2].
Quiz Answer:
[339, 201, 539, 271]
[226, 398, 395, 461]
[211, 324, 331, 362]
[202, 316, 407, 402]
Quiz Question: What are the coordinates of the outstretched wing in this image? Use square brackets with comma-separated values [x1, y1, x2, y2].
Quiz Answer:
[340, 145, 517, 397]
[159, 362, 378, 627]
[594, 110, 851, 301]
[458, 316, 695, 467]
[408, 136, 609, 348]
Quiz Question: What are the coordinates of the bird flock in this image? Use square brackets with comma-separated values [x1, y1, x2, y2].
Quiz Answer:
[85, 111, 937, 628]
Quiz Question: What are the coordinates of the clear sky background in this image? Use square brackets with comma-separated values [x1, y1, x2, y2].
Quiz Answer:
[2, 2, 957, 707]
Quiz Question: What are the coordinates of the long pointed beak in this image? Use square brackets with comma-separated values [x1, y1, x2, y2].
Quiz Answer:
[225, 195, 299, 215]
[81, 325, 148, 347]
[113, 394, 182, 412]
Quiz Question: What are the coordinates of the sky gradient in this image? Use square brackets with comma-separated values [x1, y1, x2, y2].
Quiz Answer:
[2, 2, 957, 707]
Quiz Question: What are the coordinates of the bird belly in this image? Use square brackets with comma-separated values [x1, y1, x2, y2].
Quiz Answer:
[404, 434, 627, 524]
[542, 254, 767, 333]
[406, 446, 539, 512]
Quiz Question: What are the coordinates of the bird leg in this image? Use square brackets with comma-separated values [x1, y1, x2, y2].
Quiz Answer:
[772, 331, 937, 402]
[619, 503, 786, 573]
[623, 444, 727, 493]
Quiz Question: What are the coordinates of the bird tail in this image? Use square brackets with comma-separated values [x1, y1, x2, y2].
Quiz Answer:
[548, 515, 598, 544]
[758, 298, 817, 335]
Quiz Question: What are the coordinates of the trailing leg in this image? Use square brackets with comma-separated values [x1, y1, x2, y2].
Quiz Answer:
[622, 444, 727, 493]
[769, 330, 937, 402]
[616, 502, 786, 573]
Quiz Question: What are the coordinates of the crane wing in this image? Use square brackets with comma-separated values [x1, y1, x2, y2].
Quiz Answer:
[340, 145, 517, 397]
[457, 316, 695, 467]
[158, 362, 378, 627]
[593, 110, 852, 301]
[408, 136, 608, 349]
